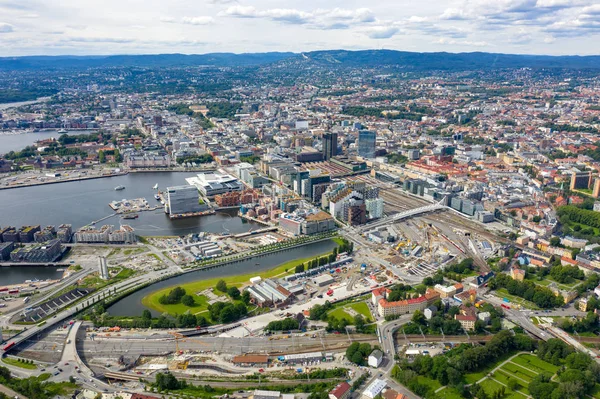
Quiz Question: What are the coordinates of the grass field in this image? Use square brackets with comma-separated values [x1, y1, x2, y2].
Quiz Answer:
[494, 288, 540, 310]
[416, 375, 442, 391]
[2, 357, 37, 369]
[435, 387, 464, 399]
[143, 251, 333, 315]
[512, 354, 558, 374]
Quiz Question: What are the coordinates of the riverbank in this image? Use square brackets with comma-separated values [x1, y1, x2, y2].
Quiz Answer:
[141, 249, 337, 316]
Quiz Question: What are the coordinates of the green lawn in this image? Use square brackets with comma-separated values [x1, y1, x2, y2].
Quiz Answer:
[494, 289, 540, 310]
[328, 302, 373, 324]
[2, 357, 37, 369]
[500, 363, 536, 381]
[435, 387, 464, 399]
[513, 354, 558, 374]
[143, 251, 333, 315]
[492, 371, 529, 395]
[416, 375, 442, 391]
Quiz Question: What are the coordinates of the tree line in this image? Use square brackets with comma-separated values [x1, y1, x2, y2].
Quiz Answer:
[489, 273, 564, 308]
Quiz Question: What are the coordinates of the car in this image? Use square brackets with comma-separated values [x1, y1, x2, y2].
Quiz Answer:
[259, 369, 264, 373]
[64, 362, 69, 366]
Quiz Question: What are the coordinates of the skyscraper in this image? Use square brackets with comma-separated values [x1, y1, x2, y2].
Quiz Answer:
[322, 132, 338, 160]
[358, 130, 376, 158]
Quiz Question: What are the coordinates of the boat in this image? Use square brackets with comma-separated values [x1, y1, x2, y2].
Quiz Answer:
[57, 128, 67, 133]
[121, 213, 139, 219]
[114, 185, 125, 191]
[154, 194, 161, 200]
[152, 183, 158, 190]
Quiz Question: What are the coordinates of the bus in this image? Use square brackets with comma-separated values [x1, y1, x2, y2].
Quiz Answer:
[501, 303, 511, 310]
[3, 342, 15, 351]
[23, 297, 30, 303]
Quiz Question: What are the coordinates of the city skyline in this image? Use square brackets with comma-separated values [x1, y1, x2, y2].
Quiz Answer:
[0, 0, 600, 56]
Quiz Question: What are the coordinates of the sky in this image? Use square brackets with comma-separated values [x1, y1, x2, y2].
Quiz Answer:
[0, 0, 599, 56]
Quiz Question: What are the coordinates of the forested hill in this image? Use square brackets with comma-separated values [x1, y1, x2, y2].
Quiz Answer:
[293, 50, 600, 70]
[2, 50, 600, 71]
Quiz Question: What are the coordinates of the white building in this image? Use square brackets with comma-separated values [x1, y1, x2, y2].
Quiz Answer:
[365, 198, 384, 219]
[363, 378, 387, 399]
[368, 350, 383, 368]
[186, 172, 244, 197]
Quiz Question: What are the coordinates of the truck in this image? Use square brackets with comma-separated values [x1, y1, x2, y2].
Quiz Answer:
[502, 298, 510, 303]
[501, 303, 511, 309]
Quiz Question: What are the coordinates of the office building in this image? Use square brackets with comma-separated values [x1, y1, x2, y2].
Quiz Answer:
[19, 225, 40, 243]
[56, 224, 73, 243]
[0, 242, 14, 261]
[166, 185, 202, 216]
[322, 133, 338, 161]
[9, 239, 63, 263]
[570, 171, 592, 190]
[593, 178, 600, 198]
[358, 130, 376, 158]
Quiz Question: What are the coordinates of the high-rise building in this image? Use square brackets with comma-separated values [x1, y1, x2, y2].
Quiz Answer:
[98, 256, 109, 280]
[322, 133, 338, 160]
[357, 130, 376, 158]
[570, 171, 592, 190]
[166, 185, 202, 216]
[593, 178, 600, 198]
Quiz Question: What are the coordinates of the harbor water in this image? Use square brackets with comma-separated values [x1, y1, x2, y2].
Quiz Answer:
[0, 172, 259, 236]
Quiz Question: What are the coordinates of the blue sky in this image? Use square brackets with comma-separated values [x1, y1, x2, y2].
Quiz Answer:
[0, 0, 599, 56]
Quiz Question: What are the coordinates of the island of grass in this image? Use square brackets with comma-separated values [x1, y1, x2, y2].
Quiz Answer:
[2, 357, 38, 369]
[142, 247, 341, 317]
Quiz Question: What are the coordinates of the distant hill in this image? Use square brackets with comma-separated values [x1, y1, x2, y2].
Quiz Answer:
[0, 52, 296, 70]
[293, 49, 600, 70]
[1, 50, 600, 71]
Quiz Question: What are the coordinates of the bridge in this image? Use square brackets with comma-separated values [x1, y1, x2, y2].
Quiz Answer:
[360, 200, 448, 232]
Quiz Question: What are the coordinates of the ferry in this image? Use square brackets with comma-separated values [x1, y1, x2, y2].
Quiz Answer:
[114, 185, 125, 191]
[121, 213, 139, 220]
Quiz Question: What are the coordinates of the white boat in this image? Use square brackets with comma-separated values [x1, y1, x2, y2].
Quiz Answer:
[154, 194, 161, 200]
[114, 185, 125, 191]
[152, 183, 158, 190]
[57, 128, 67, 133]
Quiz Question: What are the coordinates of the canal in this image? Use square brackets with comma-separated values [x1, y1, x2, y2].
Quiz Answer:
[107, 239, 338, 316]
[1, 266, 64, 286]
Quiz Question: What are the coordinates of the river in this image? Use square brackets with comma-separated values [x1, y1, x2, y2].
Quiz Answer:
[0, 129, 98, 154]
[107, 239, 337, 316]
[0, 172, 259, 236]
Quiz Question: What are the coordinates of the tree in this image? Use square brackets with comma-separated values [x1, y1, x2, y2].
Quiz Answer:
[295, 264, 305, 273]
[227, 286, 241, 300]
[142, 310, 152, 320]
[412, 310, 426, 325]
[181, 295, 195, 307]
[354, 314, 366, 332]
[216, 280, 227, 293]
[242, 290, 251, 305]
[98, 150, 105, 163]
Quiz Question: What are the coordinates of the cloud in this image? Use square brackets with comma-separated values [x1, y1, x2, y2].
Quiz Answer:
[182, 16, 214, 25]
[365, 26, 400, 39]
[0, 22, 14, 33]
[436, 37, 489, 47]
[221, 6, 377, 28]
[439, 9, 468, 20]
[160, 16, 176, 23]
[207, 0, 237, 3]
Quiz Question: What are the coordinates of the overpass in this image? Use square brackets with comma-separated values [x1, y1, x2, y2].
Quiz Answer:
[1, 276, 147, 355]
